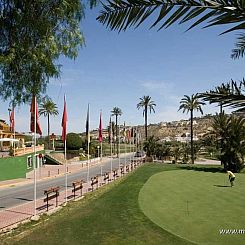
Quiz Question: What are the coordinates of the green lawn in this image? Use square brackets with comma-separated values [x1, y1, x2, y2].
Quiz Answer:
[4, 164, 192, 245]
[139, 169, 245, 245]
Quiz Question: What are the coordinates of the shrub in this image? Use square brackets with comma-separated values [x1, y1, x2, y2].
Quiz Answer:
[66, 133, 83, 150]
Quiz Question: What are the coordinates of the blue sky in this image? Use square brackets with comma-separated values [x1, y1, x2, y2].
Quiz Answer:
[0, 6, 244, 135]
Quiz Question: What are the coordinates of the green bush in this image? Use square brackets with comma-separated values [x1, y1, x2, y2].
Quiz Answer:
[66, 133, 83, 150]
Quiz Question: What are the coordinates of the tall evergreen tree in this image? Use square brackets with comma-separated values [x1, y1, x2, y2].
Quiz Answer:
[178, 94, 205, 164]
[39, 97, 59, 148]
[0, 0, 98, 104]
[137, 95, 156, 140]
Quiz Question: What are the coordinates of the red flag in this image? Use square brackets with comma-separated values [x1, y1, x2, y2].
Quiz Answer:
[99, 112, 102, 143]
[127, 128, 131, 140]
[10, 107, 15, 132]
[61, 96, 67, 142]
[30, 96, 42, 135]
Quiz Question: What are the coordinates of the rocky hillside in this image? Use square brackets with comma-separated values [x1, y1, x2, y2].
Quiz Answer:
[137, 115, 214, 140]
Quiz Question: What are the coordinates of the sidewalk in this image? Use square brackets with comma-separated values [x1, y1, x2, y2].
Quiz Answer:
[0, 154, 140, 232]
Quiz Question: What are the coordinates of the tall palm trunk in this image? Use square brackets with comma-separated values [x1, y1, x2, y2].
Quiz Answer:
[116, 115, 118, 157]
[220, 103, 224, 166]
[47, 113, 50, 149]
[190, 109, 194, 164]
[145, 105, 148, 140]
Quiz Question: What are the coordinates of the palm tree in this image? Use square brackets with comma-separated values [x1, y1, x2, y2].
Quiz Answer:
[39, 97, 59, 148]
[178, 94, 205, 164]
[137, 95, 156, 140]
[97, 0, 245, 59]
[143, 135, 159, 158]
[111, 107, 122, 157]
[210, 112, 245, 171]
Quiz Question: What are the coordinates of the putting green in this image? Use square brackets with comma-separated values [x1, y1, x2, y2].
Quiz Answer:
[139, 170, 245, 245]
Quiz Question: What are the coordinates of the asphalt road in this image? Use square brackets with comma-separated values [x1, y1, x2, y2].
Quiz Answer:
[0, 153, 134, 210]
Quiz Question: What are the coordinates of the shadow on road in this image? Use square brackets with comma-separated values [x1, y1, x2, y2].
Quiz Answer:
[15, 197, 33, 202]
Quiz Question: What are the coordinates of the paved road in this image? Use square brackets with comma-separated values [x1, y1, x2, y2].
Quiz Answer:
[0, 154, 134, 210]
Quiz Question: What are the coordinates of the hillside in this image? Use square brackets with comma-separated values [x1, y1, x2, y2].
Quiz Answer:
[137, 115, 214, 140]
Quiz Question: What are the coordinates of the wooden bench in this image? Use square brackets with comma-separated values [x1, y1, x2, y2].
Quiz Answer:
[44, 186, 60, 211]
[120, 166, 124, 175]
[91, 176, 99, 191]
[113, 169, 119, 180]
[72, 180, 83, 199]
[103, 172, 109, 184]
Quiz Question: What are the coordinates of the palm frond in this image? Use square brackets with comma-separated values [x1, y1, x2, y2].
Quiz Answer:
[97, 0, 245, 34]
[231, 33, 245, 59]
[97, 0, 245, 58]
[200, 78, 245, 112]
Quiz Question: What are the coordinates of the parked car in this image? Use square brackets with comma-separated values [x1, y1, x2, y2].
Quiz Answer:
[134, 151, 146, 158]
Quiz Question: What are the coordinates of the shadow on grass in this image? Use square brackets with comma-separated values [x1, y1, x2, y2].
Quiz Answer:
[180, 165, 223, 173]
[213, 185, 230, 188]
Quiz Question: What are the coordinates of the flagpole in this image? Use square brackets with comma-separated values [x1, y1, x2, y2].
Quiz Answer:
[86, 104, 90, 183]
[100, 110, 102, 162]
[124, 123, 126, 167]
[100, 141, 102, 161]
[110, 117, 113, 174]
[65, 138, 67, 203]
[12, 106, 15, 156]
[124, 137, 126, 166]
[118, 122, 120, 169]
[61, 95, 68, 204]
[34, 96, 37, 216]
[129, 129, 132, 163]
[87, 138, 90, 183]
[110, 138, 112, 173]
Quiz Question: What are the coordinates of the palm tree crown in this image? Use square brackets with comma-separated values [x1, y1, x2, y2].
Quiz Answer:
[111, 107, 122, 118]
[39, 97, 59, 148]
[179, 94, 205, 164]
[137, 95, 156, 140]
[111, 107, 122, 157]
[179, 94, 205, 114]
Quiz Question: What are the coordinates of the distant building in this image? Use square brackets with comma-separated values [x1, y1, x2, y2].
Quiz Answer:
[0, 119, 25, 152]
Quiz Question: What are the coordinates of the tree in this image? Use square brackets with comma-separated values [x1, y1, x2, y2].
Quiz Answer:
[97, 0, 245, 59]
[66, 133, 83, 150]
[111, 107, 122, 157]
[0, 0, 97, 104]
[143, 135, 159, 157]
[178, 94, 205, 164]
[210, 112, 245, 172]
[39, 97, 59, 149]
[137, 95, 156, 140]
